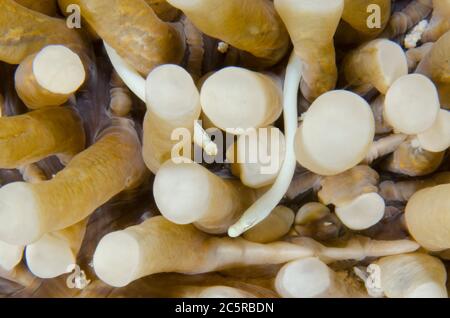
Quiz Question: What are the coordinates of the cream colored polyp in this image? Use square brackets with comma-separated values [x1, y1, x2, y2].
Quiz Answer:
[200, 67, 282, 132]
[342, 39, 408, 93]
[295, 90, 375, 176]
[417, 109, 450, 152]
[405, 184, 450, 251]
[376, 253, 448, 298]
[384, 74, 440, 135]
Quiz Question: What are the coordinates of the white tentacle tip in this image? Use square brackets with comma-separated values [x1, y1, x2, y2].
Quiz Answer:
[228, 220, 255, 238]
[335, 192, 385, 230]
[227, 225, 243, 238]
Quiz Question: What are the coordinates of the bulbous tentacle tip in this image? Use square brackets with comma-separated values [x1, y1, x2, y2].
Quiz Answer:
[0, 182, 42, 246]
